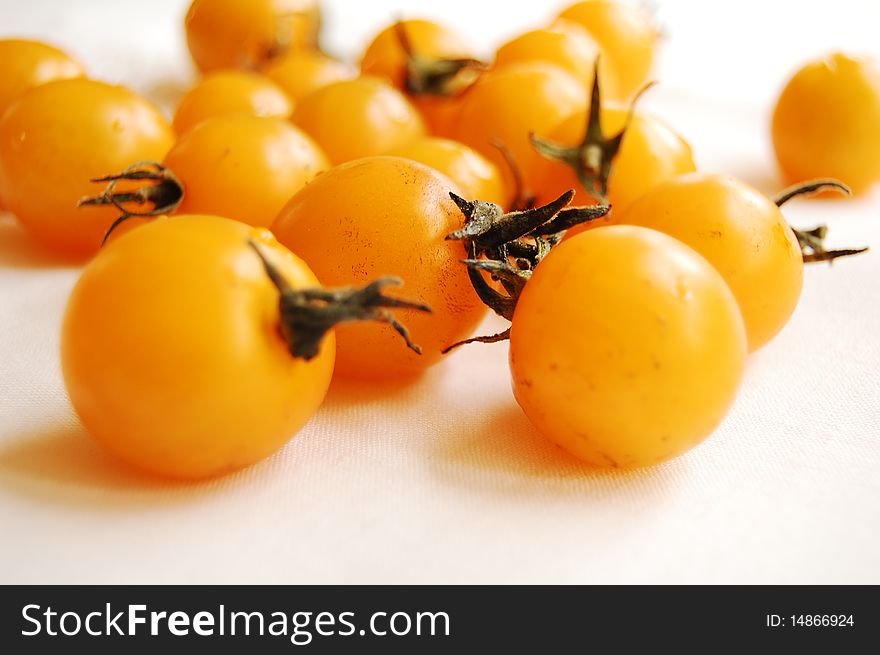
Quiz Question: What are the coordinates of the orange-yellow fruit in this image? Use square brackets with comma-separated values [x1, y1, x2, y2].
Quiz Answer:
[772, 52, 880, 194]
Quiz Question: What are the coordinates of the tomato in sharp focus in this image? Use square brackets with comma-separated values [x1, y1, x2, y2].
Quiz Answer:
[557, 0, 658, 102]
[164, 115, 328, 228]
[62, 215, 334, 479]
[454, 62, 587, 208]
[613, 173, 804, 351]
[262, 50, 356, 103]
[292, 76, 426, 165]
[385, 137, 506, 206]
[271, 156, 486, 380]
[0, 78, 174, 260]
[531, 103, 697, 221]
[185, 0, 322, 73]
[509, 225, 746, 468]
[772, 52, 880, 195]
[0, 39, 84, 118]
[172, 69, 293, 136]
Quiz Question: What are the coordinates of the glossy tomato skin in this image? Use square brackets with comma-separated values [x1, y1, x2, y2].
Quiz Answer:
[292, 76, 426, 165]
[185, 0, 321, 73]
[272, 156, 486, 380]
[454, 62, 587, 207]
[62, 215, 334, 479]
[385, 137, 506, 206]
[557, 0, 658, 102]
[172, 69, 293, 135]
[263, 51, 356, 103]
[614, 173, 803, 351]
[0, 39, 84, 118]
[772, 53, 880, 194]
[0, 78, 174, 259]
[165, 115, 328, 228]
[509, 226, 746, 468]
[532, 105, 696, 219]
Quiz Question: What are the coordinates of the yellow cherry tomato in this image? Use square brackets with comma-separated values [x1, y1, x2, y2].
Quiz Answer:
[272, 156, 486, 379]
[185, 0, 322, 73]
[557, 0, 658, 101]
[385, 137, 506, 206]
[614, 173, 803, 351]
[361, 18, 472, 89]
[531, 104, 696, 219]
[164, 115, 328, 228]
[454, 62, 587, 207]
[62, 215, 334, 479]
[262, 50, 356, 102]
[0, 78, 174, 260]
[0, 39, 84, 118]
[0, 38, 83, 211]
[510, 225, 746, 468]
[494, 23, 615, 97]
[361, 19, 480, 138]
[292, 76, 426, 164]
[172, 69, 293, 135]
[772, 52, 880, 194]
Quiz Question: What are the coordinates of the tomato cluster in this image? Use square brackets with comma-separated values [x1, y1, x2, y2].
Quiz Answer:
[0, 1, 870, 478]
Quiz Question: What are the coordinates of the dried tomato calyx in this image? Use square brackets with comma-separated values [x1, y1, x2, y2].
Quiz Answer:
[249, 242, 431, 361]
[393, 21, 486, 97]
[530, 59, 653, 204]
[443, 190, 609, 352]
[447, 189, 608, 251]
[78, 161, 184, 245]
[773, 179, 869, 263]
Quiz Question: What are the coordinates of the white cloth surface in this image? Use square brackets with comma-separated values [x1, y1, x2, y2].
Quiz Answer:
[0, 0, 878, 584]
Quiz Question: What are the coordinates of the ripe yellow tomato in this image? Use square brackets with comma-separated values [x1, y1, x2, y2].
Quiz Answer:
[385, 137, 506, 206]
[164, 115, 328, 228]
[557, 0, 658, 101]
[531, 104, 696, 219]
[361, 19, 479, 138]
[494, 23, 608, 96]
[614, 173, 803, 351]
[292, 77, 426, 164]
[62, 215, 334, 479]
[172, 69, 293, 135]
[185, 0, 322, 73]
[0, 78, 174, 259]
[262, 50, 356, 102]
[272, 156, 486, 379]
[454, 62, 587, 207]
[361, 18, 472, 89]
[510, 225, 746, 468]
[0, 38, 83, 212]
[0, 39, 84, 118]
[772, 53, 880, 195]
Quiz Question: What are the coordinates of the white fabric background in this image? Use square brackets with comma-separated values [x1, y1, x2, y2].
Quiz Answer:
[0, 0, 878, 584]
